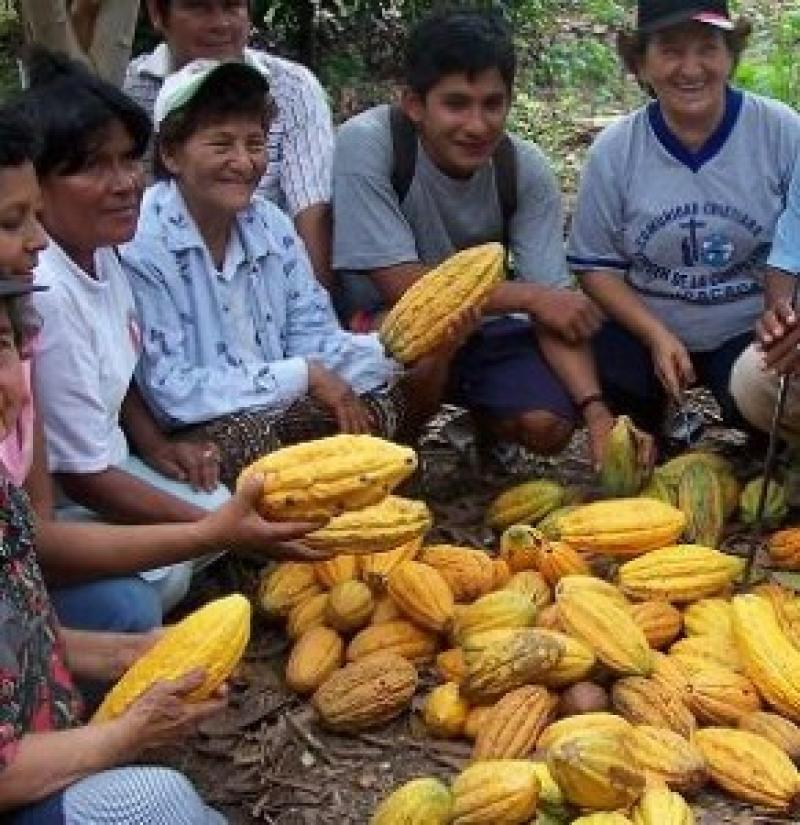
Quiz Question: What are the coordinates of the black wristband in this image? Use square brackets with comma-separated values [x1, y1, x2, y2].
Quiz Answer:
[577, 393, 605, 414]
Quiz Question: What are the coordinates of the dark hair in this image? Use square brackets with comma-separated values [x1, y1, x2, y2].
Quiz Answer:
[150, 0, 251, 23]
[404, 8, 516, 98]
[0, 295, 41, 358]
[617, 18, 752, 94]
[18, 48, 152, 178]
[0, 106, 39, 170]
[154, 67, 273, 179]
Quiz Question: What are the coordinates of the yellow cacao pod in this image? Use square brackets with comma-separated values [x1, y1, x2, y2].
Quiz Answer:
[370, 778, 452, 825]
[360, 537, 422, 590]
[529, 761, 564, 806]
[557, 590, 654, 676]
[312, 651, 417, 731]
[346, 619, 438, 664]
[599, 415, 646, 497]
[677, 461, 725, 548]
[627, 600, 683, 650]
[682, 598, 733, 640]
[768, 527, 800, 571]
[650, 652, 690, 700]
[286, 592, 329, 641]
[684, 663, 761, 725]
[537, 504, 580, 539]
[472, 685, 558, 760]
[694, 727, 800, 811]
[238, 434, 416, 520]
[451, 760, 541, 825]
[93, 594, 250, 722]
[551, 498, 685, 557]
[370, 594, 402, 625]
[304, 496, 432, 554]
[491, 557, 512, 588]
[452, 590, 537, 645]
[488, 482, 565, 531]
[436, 647, 466, 684]
[657, 451, 734, 489]
[325, 580, 374, 634]
[556, 574, 629, 607]
[460, 627, 563, 703]
[535, 629, 596, 687]
[732, 594, 800, 720]
[387, 560, 455, 633]
[617, 545, 743, 603]
[420, 544, 495, 602]
[538, 713, 632, 753]
[611, 676, 696, 738]
[423, 681, 470, 738]
[258, 562, 320, 619]
[547, 729, 646, 810]
[379, 242, 505, 363]
[502, 570, 552, 610]
[534, 539, 590, 586]
[313, 555, 358, 588]
[285, 626, 344, 695]
[740, 475, 789, 528]
[669, 635, 742, 673]
[625, 725, 707, 794]
[573, 815, 633, 825]
[739, 711, 800, 761]
[631, 786, 694, 825]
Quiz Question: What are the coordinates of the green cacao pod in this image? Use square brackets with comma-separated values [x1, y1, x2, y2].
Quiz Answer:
[678, 462, 725, 548]
[600, 416, 646, 497]
[740, 476, 788, 529]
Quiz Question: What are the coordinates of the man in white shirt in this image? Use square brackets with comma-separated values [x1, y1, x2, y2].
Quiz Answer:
[124, 0, 335, 290]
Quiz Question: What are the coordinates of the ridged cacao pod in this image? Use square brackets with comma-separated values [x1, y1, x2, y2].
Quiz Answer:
[423, 681, 470, 738]
[669, 636, 742, 674]
[677, 462, 724, 548]
[419, 544, 495, 602]
[346, 619, 438, 664]
[472, 685, 558, 759]
[238, 434, 417, 520]
[535, 539, 590, 586]
[286, 592, 329, 640]
[537, 504, 580, 539]
[556, 574, 629, 607]
[379, 242, 505, 363]
[695, 727, 800, 811]
[285, 626, 344, 695]
[625, 725, 707, 794]
[768, 527, 800, 571]
[325, 580, 374, 634]
[492, 557, 512, 588]
[573, 815, 634, 825]
[617, 545, 743, 603]
[460, 627, 563, 703]
[599, 415, 646, 497]
[370, 777, 452, 825]
[627, 601, 683, 650]
[360, 537, 421, 590]
[739, 711, 800, 761]
[463, 706, 493, 740]
[682, 598, 733, 640]
[538, 713, 633, 752]
[639, 474, 675, 506]
[740, 475, 788, 529]
[503, 570, 552, 610]
[557, 590, 654, 676]
[650, 652, 690, 699]
[312, 651, 417, 731]
[498, 524, 548, 571]
[529, 762, 565, 806]
[534, 629, 596, 687]
[313, 555, 358, 588]
[387, 560, 455, 633]
[487, 482, 565, 530]
[657, 451, 734, 489]
[436, 647, 466, 684]
[258, 563, 320, 619]
[631, 786, 694, 825]
[684, 663, 761, 725]
[305, 496, 432, 554]
[451, 760, 541, 825]
[547, 729, 646, 810]
[611, 676, 696, 738]
[452, 590, 537, 644]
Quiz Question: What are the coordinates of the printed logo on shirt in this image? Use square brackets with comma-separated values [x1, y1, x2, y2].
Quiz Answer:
[631, 199, 767, 305]
[127, 311, 142, 354]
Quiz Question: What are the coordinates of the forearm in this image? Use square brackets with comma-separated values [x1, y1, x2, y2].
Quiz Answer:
[60, 627, 132, 682]
[484, 280, 554, 317]
[579, 270, 667, 345]
[765, 267, 798, 309]
[295, 203, 333, 292]
[24, 411, 54, 520]
[121, 385, 168, 458]
[0, 723, 131, 810]
[56, 467, 205, 525]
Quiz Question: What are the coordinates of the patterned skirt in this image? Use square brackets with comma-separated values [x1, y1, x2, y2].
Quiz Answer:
[180, 386, 408, 490]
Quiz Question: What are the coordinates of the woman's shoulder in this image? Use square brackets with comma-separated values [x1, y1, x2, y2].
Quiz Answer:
[738, 88, 800, 130]
[588, 105, 650, 155]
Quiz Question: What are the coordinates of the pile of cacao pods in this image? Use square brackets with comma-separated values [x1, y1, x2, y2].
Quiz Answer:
[249, 427, 800, 824]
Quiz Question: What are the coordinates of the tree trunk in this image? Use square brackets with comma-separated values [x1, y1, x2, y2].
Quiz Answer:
[18, 0, 139, 85]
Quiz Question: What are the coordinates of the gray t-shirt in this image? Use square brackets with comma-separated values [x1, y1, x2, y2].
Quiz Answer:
[332, 104, 570, 311]
[568, 88, 800, 352]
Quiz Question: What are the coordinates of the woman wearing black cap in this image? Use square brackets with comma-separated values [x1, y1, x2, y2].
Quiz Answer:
[567, 0, 800, 447]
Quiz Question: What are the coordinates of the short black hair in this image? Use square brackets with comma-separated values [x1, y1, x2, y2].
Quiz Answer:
[154, 66, 273, 179]
[151, 0, 251, 23]
[404, 8, 516, 98]
[0, 106, 39, 171]
[18, 48, 151, 178]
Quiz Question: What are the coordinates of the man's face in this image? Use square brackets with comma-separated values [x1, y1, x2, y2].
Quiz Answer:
[402, 68, 511, 179]
[149, 0, 250, 67]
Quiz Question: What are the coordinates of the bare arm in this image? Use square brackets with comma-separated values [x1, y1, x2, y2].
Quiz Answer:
[295, 203, 333, 292]
[24, 404, 54, 520]
[59, 627, 159, 683]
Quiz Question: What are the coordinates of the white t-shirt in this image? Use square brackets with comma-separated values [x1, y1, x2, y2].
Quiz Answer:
[33, 241, 141, 474]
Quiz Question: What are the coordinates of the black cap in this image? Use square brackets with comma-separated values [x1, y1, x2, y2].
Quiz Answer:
[0, 281, 46, 298]
[637, 0, 733, 33]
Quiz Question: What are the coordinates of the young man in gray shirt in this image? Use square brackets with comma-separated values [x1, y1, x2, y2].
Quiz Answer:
[332, 9, 640, 468]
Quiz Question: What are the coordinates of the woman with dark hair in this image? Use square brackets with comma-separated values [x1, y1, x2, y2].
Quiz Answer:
[568, 0, 800, 444]
[21, 50, 236, 617]
[124, 59, 467, 489]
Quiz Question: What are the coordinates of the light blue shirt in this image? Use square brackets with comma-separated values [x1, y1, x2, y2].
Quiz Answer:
[122, 181, 399, 428]
[769, 162, 800, 274]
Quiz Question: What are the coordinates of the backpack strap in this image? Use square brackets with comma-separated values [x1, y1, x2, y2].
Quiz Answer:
[492, 134, 517, 252]
[389, 104, 418, 205]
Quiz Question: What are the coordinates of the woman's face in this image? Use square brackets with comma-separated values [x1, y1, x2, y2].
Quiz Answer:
[162, 114, 267, 221]
[0, 162, 47, 283]
[640, 23, 733, 126]
[40, 118, 145, 259]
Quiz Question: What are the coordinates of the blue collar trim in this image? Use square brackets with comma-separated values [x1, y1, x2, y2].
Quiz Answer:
[648, 86, 743, 173]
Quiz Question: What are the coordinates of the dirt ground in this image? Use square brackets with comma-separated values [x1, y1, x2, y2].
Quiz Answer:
[159, 405, 794, 824]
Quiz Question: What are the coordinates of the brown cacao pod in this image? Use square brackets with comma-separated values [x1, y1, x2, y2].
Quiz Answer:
[419, 544, 495, 602]
[739, 711, 800, 762]
[611, 676, 696, 738]
[625, 725, 707, 794]
[370, 594, 402, 625]
[535, 539, 591, 586]
[768, 527, 800, 571]
[436, 647, 466, 684]
[684, 663, 761, 725]
[627, 600, 683, 650]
